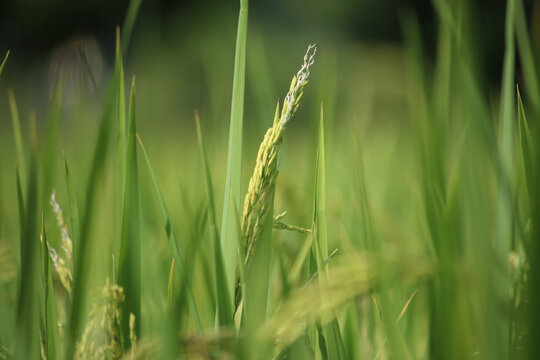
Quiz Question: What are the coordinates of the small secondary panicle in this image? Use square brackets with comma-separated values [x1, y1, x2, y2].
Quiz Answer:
[75, 280, 125, 360]
[48, 189, 74, 294]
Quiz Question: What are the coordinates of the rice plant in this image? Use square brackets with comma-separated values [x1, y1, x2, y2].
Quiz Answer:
[0, 0, 539, 359]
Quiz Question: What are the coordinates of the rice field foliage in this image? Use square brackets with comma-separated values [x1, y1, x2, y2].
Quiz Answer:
[0, 0, 539, 359]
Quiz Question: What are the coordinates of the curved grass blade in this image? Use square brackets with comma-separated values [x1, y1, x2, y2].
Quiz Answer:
[168, 259, 176, 309]
[517, 86, 536, 197]
[220, 0, 248, 308]
[136, 134, 203, 332]
[118, 77, 140, 349]
[0, 50, 9, 77]
[195, 112, 232, 327]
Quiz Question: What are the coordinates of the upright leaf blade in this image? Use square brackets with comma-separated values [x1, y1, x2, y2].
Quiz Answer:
[311, 104, 346, 360]
[136, 134, 202, 331]
[66, 46, 118, 360]
[121, 0, 143, 53]
[314, 104, 328, 262]
[167, 259, 176, 309]
[115, 27, 127, 257]
[195, 112, 232, 327]
[494, 1, 516, 359]
[220, 0, 249, 310]
[40, 217, 60, 360]
[64, 157, 80, 248]
[118, 77, 140, 348]
[15, 138, 40, 359]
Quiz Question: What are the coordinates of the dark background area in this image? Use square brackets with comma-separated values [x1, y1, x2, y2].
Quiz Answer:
[0, 0, 523, 85]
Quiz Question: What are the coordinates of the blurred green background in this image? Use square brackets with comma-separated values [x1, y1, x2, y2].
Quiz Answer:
[1, 0, 539, 359]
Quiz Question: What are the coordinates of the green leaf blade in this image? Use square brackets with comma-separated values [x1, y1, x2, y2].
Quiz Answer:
[136, 134, 203, 332]
[15, 144, 40, 359]
[493, 1, 516, 359]
[65, 42, 119, 360]
[195, 112, 232, 327]
[40, 218, 60, 360]
[220, 0, 249, 313]
[118, 77, 140, 349]
[0, 50, 9, 78]
[311, 104, 346, 360]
